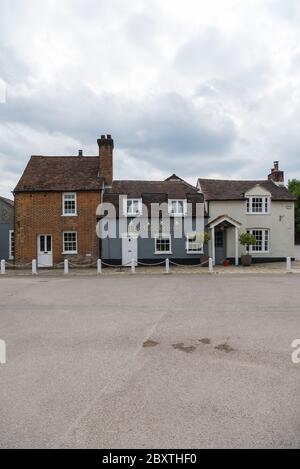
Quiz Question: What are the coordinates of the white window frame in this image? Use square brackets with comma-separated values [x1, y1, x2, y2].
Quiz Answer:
[154, 234, 172, 254]
[186, 233, 204, 254]
[246, 196, 270, 214]
[62, 192, 77, 216]
[9, 230, 14, 260]
[247, 229, 270, 253]
[168, 199, 187, 216]
[123, 198, 142, 217]
[62, 231, 78, 254]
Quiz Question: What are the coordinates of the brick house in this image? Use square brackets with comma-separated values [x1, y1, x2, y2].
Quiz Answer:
[13, 136, 113, 266]
[14, 135, 205, 266]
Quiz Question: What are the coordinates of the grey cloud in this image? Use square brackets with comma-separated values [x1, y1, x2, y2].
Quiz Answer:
[0, 86, 236, 161]
[174, 27, 244, 78]
[1, 0, 300, 197]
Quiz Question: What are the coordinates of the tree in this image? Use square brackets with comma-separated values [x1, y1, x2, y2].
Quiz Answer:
[239, 232, 257, 254]
[288, 179, 300, 243]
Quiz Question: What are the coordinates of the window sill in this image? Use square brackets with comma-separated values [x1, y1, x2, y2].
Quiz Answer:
[246, 213, 270, 215]
[154, 251, 172, 255]
[249, 251, 270, 254]
[62, 214, 77, 217]
[62, 251, 78, 255]
[186, 251, 203, 255]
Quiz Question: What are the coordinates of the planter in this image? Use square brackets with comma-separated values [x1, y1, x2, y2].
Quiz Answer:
[241, 254, 252, 266]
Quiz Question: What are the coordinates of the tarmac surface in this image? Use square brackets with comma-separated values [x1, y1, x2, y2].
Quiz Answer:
[0, 274, 300, 448]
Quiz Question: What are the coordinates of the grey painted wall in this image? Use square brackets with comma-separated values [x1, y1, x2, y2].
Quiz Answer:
[101, 217, 208, 263]
[0, 198, 14, 261]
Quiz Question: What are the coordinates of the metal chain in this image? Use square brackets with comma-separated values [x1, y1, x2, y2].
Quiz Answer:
[137, 260, 166, 266]
[168, 259, 209, 268]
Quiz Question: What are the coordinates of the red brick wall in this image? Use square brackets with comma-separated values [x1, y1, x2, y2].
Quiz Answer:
[14, 191, 101, 264]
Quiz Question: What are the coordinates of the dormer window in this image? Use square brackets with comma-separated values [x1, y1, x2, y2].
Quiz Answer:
[125, 198, 142, 217]
[168, 199, 187, 216]
[246, 196, 270, 214]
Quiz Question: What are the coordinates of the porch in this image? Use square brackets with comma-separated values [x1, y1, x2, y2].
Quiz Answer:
[207, 215, 242, 266]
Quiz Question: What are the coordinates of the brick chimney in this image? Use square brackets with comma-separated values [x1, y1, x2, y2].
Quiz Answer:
[268, 161, 284, 186]
[97, 134, 114, 186]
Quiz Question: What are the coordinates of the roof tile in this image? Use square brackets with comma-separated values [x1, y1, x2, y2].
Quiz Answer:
[198, 178, 296, 201]
[14, 156, 103, 192]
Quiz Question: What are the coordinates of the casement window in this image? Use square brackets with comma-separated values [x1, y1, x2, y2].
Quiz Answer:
[168, 199, 187, 216]
[186, 233, 203, 254]
[154, 234, 172, 254]
[63, 231, 78, 254]
[246, 196, 270, 214]
[9, 230, 14, 260]
[62, 193, 77, 216]
[124, 198, 142, 216]
[247, 229, 270, 253]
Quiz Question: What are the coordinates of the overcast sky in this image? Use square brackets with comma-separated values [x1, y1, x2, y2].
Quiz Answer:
[1, 0, 300, 197]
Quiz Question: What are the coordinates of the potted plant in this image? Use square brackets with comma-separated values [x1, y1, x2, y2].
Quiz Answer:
[239, 232, 257, 266]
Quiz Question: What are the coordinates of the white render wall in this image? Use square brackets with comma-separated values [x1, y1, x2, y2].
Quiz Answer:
[208, 199, 295, 259]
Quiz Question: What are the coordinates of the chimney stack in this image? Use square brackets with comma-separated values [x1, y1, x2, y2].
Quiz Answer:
[268, 161, 284, 186]
[97, 134, 114, 186]
[78, 150, 83, 157]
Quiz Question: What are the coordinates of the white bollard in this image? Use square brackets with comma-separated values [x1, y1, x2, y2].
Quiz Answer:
[0, 259, 5, 275]
[64, 259, 69, 274]
[165, 258, 170, 274]
[131, 258, 136, 274]
[32, 259, 37, 275]
[97, 259, 102, 274]
[286, 256, 292, 273]
[209, 257, 213, 273]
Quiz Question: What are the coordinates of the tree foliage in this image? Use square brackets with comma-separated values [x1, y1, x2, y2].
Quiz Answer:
[288, 179, 300, 242]
[239, 232, 257, 254]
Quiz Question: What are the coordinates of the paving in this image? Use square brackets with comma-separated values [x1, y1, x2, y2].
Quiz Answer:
[2, 259, 300, 276]
[0, 274, 300, 448]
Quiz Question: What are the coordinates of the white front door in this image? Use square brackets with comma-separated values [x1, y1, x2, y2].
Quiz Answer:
[122, 235, 138, 266]
[37, 234, 53, 267]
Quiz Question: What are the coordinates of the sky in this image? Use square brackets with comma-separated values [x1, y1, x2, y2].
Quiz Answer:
[1, 0, 300, 198]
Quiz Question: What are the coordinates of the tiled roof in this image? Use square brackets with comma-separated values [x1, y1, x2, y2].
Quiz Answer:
[105, 175, 200, 199]
[197, 178, 296, 201]
[0, 196, 14, 207]
[14, 156, 103, 192]
[103, 176, 204, 217]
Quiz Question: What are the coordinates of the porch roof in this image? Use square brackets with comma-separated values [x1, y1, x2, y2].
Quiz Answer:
[206, 214, 242, 229]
